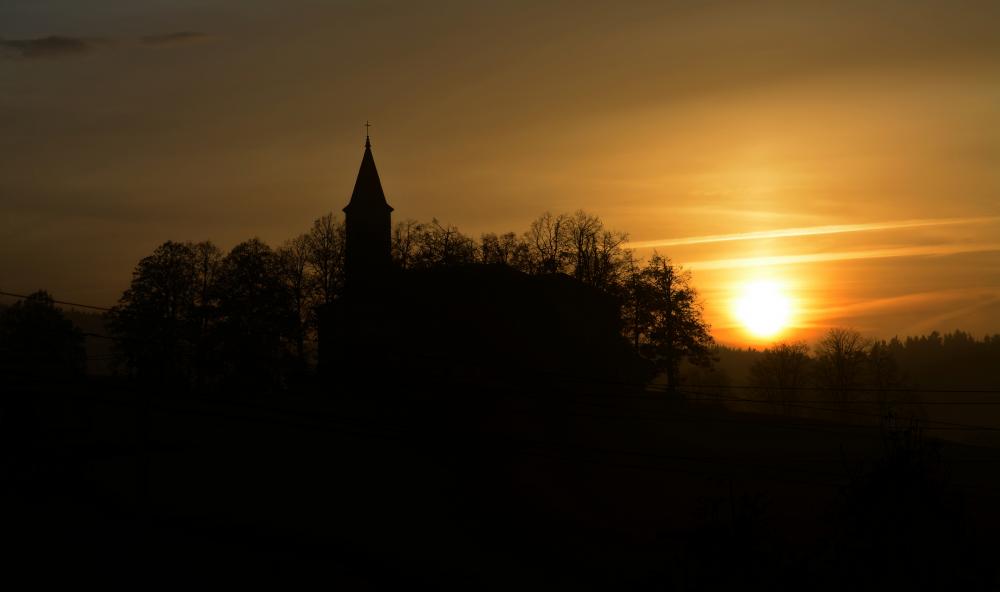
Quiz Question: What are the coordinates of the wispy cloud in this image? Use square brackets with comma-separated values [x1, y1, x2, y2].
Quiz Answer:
[903, 295, 1000, 335]
[0, 32, 212, 59]
[808, 287, 1000, 319]
[0, 36, 107, 59]
[625, 216, 1000, 250]
[683, 243, 1000, 271]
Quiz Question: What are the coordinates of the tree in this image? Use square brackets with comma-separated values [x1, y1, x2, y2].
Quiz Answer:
[412, 219, 477, 268]
[814, 328, 872, 408]
[304, 213, 346, 306]
[0, 291, 85, 383]
[480, 231, 530, 270]
[524, 212, 570, 274]
[563, 210, 629, 292]
[749, 342, 812, 414]
[213, 238, 298, 392]
[566, 210, 602, 281]
[620, 249, 650, 351]
[391, 219, 425, 270]
[191, 241, 222, 388]
[867, 339, 905, 415]
[277, 234, 312, 365]
[630, 252, 714, 393]
[108, 241, 202, 384]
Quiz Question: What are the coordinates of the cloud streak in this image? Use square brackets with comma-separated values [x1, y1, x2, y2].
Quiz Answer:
[0, 32, 211, 59]
[625, 216, 1000, 250]
[683, 243, 1000, 271]
[0, 36, 106, 59]
[808, 287, 1000, 319]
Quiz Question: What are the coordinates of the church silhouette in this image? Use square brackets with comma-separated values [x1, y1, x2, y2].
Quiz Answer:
[320, 133, 650, 390]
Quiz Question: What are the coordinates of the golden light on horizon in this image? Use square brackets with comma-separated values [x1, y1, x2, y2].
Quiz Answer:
[732, 279, 794, 340]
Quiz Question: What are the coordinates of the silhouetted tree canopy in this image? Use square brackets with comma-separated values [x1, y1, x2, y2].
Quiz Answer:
[109, 210, 718, 393]
[814, 328, 874, 405]
[278, 234, 312, 364]
[213, 238, 299, 390]
[304, 213, 346, 306]
[107, 240, 206, 385]
[718, 328, 954, 418]
[623, 252, 714, 391]
[748, 342, 812, 413]
[110, 237, 307, 393]
[0, 290, 85, 383]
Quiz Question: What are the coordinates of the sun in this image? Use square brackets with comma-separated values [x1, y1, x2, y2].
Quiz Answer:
[733, 280, 792, 339]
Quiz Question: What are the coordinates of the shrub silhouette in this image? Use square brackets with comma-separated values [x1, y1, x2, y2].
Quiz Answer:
[0, 290, 85, 383]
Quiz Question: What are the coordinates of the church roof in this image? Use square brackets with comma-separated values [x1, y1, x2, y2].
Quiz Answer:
[343, 136, 393, 214]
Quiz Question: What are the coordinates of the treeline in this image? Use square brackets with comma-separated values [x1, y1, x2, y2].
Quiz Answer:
[104, 211, 714, 394]
[890, 330, 1000, 390]
[697, 329, 1000, 418]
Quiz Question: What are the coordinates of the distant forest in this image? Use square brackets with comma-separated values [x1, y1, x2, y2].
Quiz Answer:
[706, 330, 1000, 393]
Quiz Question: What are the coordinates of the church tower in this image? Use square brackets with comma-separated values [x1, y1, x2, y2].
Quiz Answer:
[343, 130, 393, 287]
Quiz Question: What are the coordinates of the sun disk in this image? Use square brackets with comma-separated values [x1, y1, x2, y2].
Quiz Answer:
[733, 280, 792, 339]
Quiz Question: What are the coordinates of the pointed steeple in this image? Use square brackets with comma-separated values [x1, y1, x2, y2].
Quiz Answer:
[343, 125, 394, 288]
[344, 134, 393, 215]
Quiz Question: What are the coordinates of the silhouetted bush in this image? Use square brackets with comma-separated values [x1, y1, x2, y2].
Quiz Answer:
[0, 290, 85, 384]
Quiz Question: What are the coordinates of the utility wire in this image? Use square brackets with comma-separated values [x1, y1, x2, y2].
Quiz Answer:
[0, 290, 112, 312]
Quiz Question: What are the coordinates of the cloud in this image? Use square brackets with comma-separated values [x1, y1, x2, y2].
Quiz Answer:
[625, 216, 1000, 250]
[0, 32, 212, 59]
[903, 295, 1000, 335]
[0, 36, 106, 59]
[682, 243, 1000, 271]
[808, 288, 1000, 319]
[140, 32, 210, 46]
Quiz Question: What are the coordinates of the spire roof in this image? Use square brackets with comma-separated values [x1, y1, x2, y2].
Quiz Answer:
[344, 136, 393, 214]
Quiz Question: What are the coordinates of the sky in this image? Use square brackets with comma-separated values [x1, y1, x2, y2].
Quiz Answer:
[2, 0, 999, 345]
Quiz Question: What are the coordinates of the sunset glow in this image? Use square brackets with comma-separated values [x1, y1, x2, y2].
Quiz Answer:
[5, 1, 1000, 580]
[1, 1, 998, 347]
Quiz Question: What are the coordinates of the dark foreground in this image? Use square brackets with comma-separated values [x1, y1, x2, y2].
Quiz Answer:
[3, 378, 999, 589]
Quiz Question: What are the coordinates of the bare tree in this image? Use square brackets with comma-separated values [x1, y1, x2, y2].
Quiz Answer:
[415, 219, 477, 268]
[278, 234, 312, 363]
[524, 212, 570, 274]
[304, 213, 346, 306]
[520, 210, 628, 289]
[620, 249, 648, 350]
[566, 210, 603, 282]
[749, 342, 812, 414]
[392, 219, 425, 270]
[814, 327, 872, 408]
[589, 228, 629, 292]
[480, 231, 522, 266]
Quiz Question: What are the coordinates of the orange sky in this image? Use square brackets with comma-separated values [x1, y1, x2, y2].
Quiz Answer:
[2, 0, 999, 345]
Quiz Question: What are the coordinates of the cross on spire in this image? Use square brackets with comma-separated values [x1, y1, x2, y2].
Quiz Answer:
[364, 120, 372, 148]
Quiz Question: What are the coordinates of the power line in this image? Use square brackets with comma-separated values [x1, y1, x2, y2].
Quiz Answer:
[682, 383, 1000, 394]
[0, 290, 111, 312]
[679, 390, 1000, 433]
